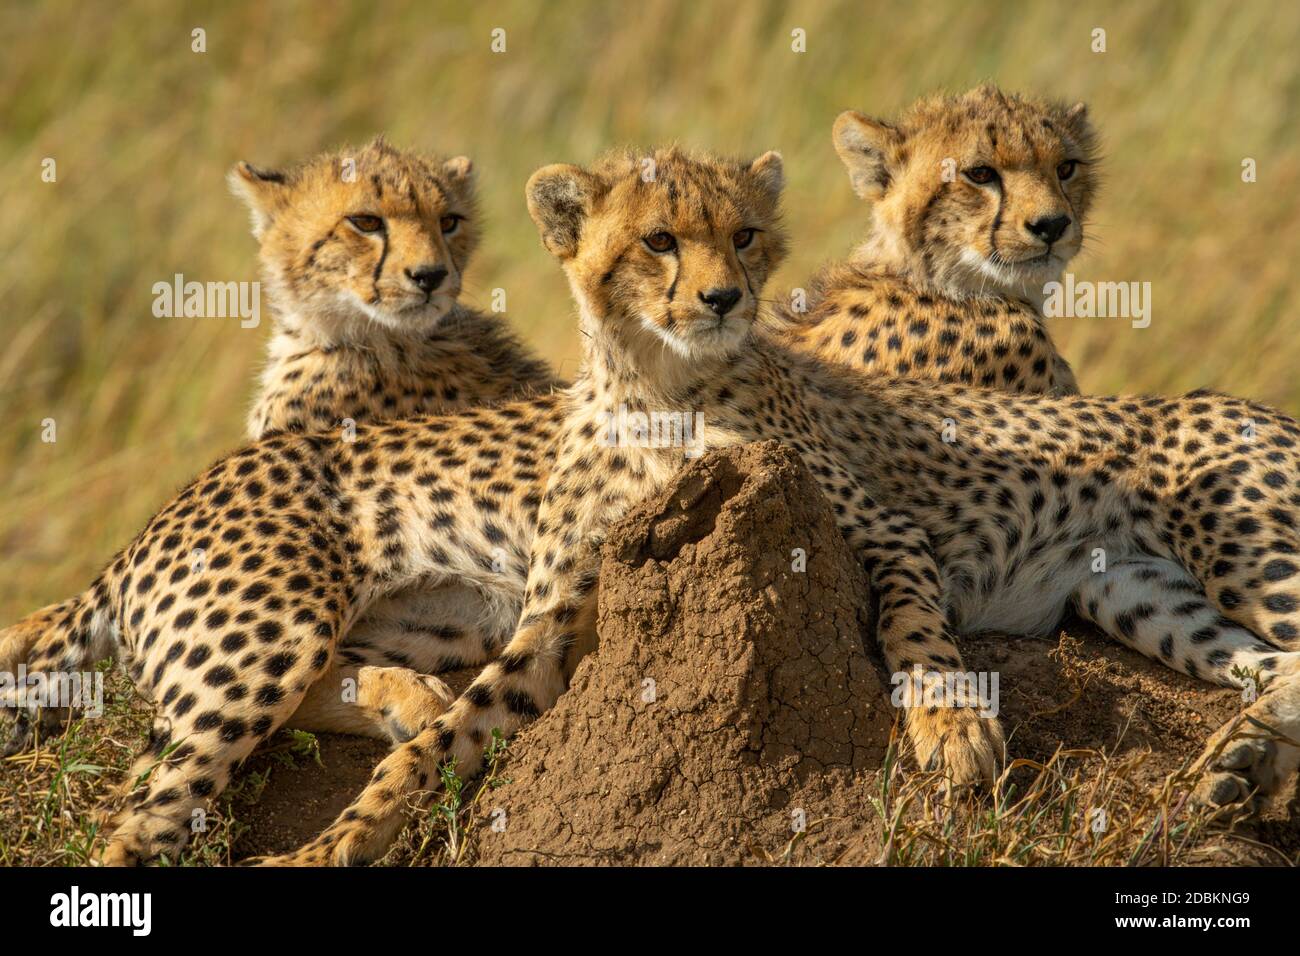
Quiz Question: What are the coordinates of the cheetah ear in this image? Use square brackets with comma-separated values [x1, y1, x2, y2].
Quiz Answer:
[525, 163, 604, 260]
[1063, 101, 1094, 141]
[832, 110, 903, 201]
[748, 151, 785, 203]
[228, 161, 289, 240]
[442, 155, 475, 186]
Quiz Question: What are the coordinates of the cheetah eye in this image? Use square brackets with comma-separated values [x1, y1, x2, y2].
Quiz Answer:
[1056, 160, 1078, 181]
[963, 166, 999, 186]
[733, 228, 757, 250]
[439, 214, 463, 235]
[644, 231, 677, 254]
[347, 215, 385, 234]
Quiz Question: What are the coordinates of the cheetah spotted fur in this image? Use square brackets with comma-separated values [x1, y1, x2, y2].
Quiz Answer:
[778, 85, 1087, 396]
[233, 139, 561, 744]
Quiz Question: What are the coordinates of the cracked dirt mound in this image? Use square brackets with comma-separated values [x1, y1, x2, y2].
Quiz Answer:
[469, 441, 893, 865]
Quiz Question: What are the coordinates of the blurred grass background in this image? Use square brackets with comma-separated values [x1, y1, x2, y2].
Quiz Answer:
[2, 0, 1299, 622]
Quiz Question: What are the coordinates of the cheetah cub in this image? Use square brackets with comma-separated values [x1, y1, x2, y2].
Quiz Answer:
[232, 139, 559, 708]
[1, 141, 562, 749]
[780, 85, 1088, 395]
[234, 136, 556, 439]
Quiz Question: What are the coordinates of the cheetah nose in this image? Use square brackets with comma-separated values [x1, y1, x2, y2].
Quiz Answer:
[698, 286, 742, 317]
[406, 265, 448, 294]
[1025, 215, 1071, 245]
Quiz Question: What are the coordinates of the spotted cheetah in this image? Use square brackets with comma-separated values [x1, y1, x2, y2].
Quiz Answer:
[234, 138, 560, 722]
[0, 380, 566, 863]
[6, 149, 1299, 868]
[3, 141, 563, 754]
[778, 85, 1088, 396]
[264, 148, 1300, 865]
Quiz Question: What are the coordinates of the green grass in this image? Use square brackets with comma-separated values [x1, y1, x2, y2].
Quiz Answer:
[2, 690, 1282, 866]
[0, 687, 510, 866]
[3, 0, 1300, 619]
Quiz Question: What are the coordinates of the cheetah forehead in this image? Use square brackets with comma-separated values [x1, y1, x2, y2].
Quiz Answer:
[591, 146, 785, 233]
[895, 85, 1097, 166]
[285, 139, 476, 218]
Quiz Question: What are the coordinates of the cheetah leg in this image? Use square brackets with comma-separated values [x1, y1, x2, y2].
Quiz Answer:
[337, 583, 516, 673]
[257, 444, 621, 866]
[93, 590, 348, 865]
[1073, 556, 1300, 688]
[256, 589, 598, 867]
[97, 663, 331, 865]
[284, 662, 454, 744]
[1075, 555, 1300, 815]
[1188, 510, 1300, 810]
[842, 503, 1004, 788]
[1184, 506, 1300, 813]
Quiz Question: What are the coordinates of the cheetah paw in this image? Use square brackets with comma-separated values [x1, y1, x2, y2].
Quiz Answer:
[248, 830, 356, 867]
[96, 830, 149, 867]
[1189, 675, 1300, 820]
[1190, 719, 1285, 820]
[373, 671, 454, 744]
[907, 706, 1004, 789]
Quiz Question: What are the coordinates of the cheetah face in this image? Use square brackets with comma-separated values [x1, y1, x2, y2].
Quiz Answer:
[525, 148, 789, 362]
[833, 85, 1098, 301]
[229, 138, 479, 341]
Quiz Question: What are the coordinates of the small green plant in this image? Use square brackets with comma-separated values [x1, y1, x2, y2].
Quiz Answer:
[267, 729, 322, 769]
[402, 727, 511, 867]
[1230, 663, 1271, 698]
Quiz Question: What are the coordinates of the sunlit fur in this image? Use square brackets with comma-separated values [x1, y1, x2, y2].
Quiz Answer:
[833, 84, 1099, 307]
[775, 86, 1086, 397]
[229, 137, 479, 345]
[529, 147, 788, 374]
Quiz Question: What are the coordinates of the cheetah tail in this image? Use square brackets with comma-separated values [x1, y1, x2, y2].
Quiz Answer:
[1, 584, 118, 757]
